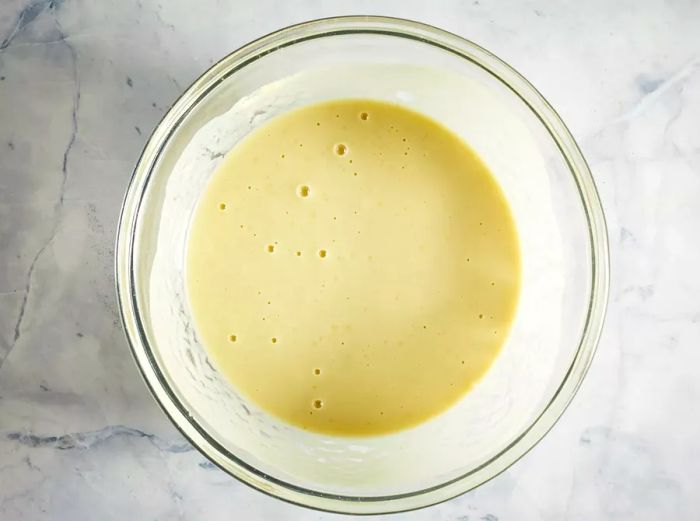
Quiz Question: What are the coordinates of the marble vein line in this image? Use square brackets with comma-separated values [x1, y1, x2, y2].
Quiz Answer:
[57, 17, 79, 207]
[0, 11, 79, 371]
[612, 56, 700, 124]
[0, 0, 46, 50]
[0, 0, 62, 50]
[3, 425, 193, 453]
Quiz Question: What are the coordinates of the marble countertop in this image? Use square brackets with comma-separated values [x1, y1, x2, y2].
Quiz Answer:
[1, 1, 699, 519]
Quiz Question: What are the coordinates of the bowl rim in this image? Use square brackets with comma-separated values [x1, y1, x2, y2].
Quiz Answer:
[115, 15, 609, 515]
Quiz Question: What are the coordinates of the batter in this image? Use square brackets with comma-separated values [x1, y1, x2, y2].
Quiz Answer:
[186, 99, 520, 436]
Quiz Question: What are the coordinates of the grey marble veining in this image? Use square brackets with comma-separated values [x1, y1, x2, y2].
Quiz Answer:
[1, 0, 699, 519]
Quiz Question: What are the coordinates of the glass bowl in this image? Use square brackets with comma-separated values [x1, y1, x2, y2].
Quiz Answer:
[115, 16, 609, 514]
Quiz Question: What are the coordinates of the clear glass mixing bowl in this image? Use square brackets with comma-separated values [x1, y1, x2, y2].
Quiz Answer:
[115, 16, 609, 514]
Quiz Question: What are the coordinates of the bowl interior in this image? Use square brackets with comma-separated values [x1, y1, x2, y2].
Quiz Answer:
[118, 18, 606, 514]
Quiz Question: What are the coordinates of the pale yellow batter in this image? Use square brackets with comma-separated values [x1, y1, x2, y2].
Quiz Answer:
[186, 99, 520, 436]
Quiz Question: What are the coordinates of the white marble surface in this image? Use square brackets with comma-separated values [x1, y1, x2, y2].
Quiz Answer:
[1, 0, 699, 519]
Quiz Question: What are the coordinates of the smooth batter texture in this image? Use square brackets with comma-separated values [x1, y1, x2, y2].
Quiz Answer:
[186, 99, 520, 436]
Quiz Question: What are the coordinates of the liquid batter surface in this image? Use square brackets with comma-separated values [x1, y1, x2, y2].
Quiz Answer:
[186, 99, 520, 436]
